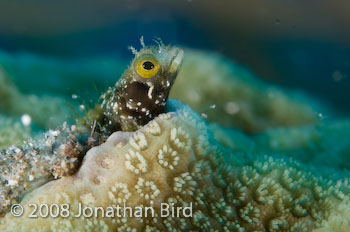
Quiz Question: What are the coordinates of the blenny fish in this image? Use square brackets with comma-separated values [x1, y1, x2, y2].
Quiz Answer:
[0, 39, 184, 214]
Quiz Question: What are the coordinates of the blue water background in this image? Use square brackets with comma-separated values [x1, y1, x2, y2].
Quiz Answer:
[0, 0, 349, 114]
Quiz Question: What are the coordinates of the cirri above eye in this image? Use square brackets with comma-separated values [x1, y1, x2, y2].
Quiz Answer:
[135, 55, 160, 79]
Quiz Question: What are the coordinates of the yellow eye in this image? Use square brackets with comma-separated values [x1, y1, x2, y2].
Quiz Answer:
[135, 55, 160, 79]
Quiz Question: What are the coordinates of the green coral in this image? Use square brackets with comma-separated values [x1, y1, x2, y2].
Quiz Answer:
[171, 49, 325, 133]
[254, 120, 350, 172]
[0, 68, 74, 129]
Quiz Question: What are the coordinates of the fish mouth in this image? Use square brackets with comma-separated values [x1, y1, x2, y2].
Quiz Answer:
[169, 48, 184, 76]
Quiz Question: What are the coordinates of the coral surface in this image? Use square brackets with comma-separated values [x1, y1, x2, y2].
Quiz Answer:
[1, 102, 349, 232]
[171, 49, 324, 133]
[211, 120, 350, 178]
[254, 120, 350, 173]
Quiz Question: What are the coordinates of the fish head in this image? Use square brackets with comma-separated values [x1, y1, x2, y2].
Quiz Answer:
[129, 44, 184, 93]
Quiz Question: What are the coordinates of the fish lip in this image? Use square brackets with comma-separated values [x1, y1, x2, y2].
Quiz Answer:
[169, 48, 184, 75]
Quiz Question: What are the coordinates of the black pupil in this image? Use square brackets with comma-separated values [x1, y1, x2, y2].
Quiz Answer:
[142, 61, 154, 71]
